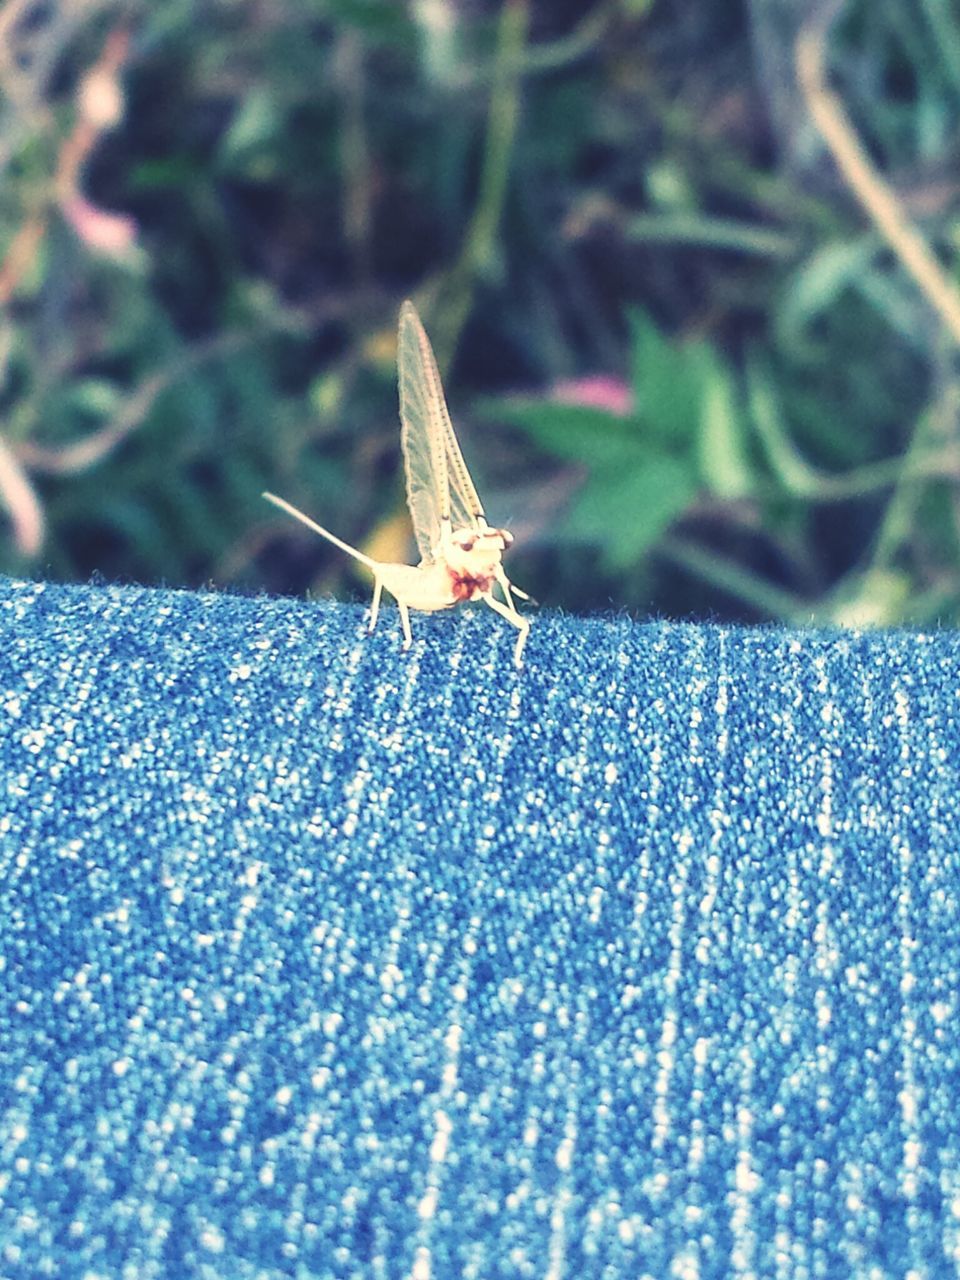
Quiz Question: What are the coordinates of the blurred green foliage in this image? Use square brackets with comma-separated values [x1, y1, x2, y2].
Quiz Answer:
[3, 0, 960, 626]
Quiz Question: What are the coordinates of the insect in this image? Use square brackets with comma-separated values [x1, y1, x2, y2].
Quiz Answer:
[264, 300, 531, 666]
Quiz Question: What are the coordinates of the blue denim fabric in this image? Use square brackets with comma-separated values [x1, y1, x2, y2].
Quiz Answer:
[2, 574, 960, 1278]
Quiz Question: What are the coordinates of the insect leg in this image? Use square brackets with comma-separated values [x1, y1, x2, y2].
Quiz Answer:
[493, 567, 518, 611]
[494, 566, 535, 610]
[397, 599, 413, 651]
[481, 592, 530, 668]
[368, 578, 383, 633]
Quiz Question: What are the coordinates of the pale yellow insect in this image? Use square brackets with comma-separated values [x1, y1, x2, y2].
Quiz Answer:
[264, 301, 531, 666]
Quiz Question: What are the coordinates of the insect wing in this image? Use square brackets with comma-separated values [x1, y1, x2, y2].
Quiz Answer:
[398, 302, 483, 562]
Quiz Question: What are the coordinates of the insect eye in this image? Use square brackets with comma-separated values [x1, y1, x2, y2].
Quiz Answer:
[460, 538, 476, 551]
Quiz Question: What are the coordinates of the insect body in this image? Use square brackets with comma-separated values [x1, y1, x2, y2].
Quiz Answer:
[264, 301, 531, 667]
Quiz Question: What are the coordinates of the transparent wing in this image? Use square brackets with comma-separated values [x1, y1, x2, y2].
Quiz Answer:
[442, 394, 486, 529]
[397, 301, 483, 562]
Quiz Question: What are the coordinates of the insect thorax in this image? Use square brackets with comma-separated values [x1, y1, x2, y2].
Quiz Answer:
[435, 526, 506, 602]
[447, 566, 495, 602]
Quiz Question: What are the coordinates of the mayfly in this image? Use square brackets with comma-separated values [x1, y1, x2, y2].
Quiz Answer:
[264, 301, 531, 666]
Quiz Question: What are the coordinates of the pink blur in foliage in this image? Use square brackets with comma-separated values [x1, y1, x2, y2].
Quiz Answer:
[551, 375, 633, 417]
[61, 193, 138, 258]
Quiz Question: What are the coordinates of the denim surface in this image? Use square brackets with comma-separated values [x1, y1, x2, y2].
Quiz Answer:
[2, 574, 960, 1279]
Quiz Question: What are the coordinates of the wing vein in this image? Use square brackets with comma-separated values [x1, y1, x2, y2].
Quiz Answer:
[398, 301, 484, 562]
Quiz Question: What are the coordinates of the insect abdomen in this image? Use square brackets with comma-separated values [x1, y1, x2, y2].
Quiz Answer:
[380, 562, 459, 612]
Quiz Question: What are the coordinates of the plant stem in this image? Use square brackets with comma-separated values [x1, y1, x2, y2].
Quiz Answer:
[747, 358, 960, 501]
[626, 212, 798, 259]
[796, 0, 960, 347]
[433, 0, 529, 371]
[660, 533, 809, 622]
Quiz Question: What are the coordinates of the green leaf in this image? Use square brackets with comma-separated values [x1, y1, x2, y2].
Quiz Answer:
[777, 236, 878, 355]
[488, 400, 642, 470]
[627, 309, 709, 449]
[128, 156, 207, 192]
[746, 358, 824, 498]
[220, 87, 283, 169]
[65, 378, 123, 420]
[326, 0, 414, 42]
[309, 370, 347, 423]
[644, 159, 696, 211]
[828, 567, 913, 628]
[697, 355, 753, 500]
[411, 0, 460, 86]
[564, 453, 697, 569]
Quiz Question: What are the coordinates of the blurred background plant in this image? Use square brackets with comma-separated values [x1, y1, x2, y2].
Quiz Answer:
[3, 0, 960, 627]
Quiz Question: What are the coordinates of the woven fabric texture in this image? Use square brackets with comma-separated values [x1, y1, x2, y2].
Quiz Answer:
[2, 575, 960, 1279]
